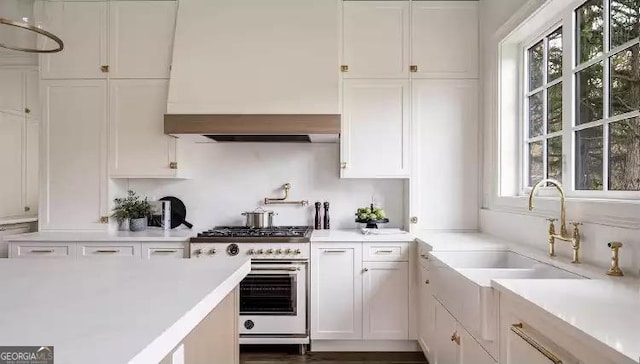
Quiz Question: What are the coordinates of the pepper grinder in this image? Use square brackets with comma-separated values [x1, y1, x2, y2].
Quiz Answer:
[314, 202, 322, 230]
[323, 202, 330, 229]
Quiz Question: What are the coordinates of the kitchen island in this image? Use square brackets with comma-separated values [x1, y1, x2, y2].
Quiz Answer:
[0, 258, 250, 364]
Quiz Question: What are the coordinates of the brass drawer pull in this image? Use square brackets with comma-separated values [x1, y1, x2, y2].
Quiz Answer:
[511, 323, 562, 364]
[324, 249, 347, 253]
[95, 249, 120, 253]
[375, 250, 394, 253]
[153, 249, 178, 253]
[450, 331, 460, 345]
[420, 254, 429, 259]
[31, 249, 54, 253]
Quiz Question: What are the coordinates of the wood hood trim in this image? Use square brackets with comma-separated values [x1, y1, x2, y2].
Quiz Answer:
[164, 114, 341, 135]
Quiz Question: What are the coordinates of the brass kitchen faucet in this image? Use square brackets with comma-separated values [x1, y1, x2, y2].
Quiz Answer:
[528, 179, 582, 264]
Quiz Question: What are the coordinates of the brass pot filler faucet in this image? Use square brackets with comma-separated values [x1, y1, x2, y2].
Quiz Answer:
[528, 179, 582, 264]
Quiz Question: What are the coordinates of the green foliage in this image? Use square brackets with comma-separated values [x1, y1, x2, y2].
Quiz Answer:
[111, 190, 152, 223]
[355, 205, 386, 221]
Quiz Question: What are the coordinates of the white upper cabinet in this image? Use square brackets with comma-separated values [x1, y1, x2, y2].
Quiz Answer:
[411, 2, 478, 79]
[362, 261, 409, 340]
[109, 1, 177, 78]
[39, 1, 108, 79]
[25, 120, 39, 216]
[25, 70, 40, 119]
[40, 80, 108, 230]
[342, 79, 410, 178]
[0, 70, 24, 114]
[342, 1, 409, 78]
[0, 113, 25, 219]
[411, 79, 478, 230]
[311, 243, 363, 340]
[168, 0, 339, 114]
[109, 79, 179, 178]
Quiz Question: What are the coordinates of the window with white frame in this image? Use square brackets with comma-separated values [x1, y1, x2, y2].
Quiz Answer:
[522, 0, 639, 194]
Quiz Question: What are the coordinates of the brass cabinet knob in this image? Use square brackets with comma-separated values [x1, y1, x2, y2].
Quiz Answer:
[450, 331, 460, 345]
[363, 267, 369, 272]
[24, 108, 31, 114]
[425, 280, 430, 284]
[340, 65, 349, 72]
[410, 65, 418, 72]
[169, 162, 178, 169]
[341, 162, 347, 169]
[99, 216, 109, 224]
[24, 206, 31, 212]
[100, 65, 110, 73]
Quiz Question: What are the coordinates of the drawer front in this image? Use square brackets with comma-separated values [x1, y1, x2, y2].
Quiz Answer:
[363, 242, 409, 261]
[11, 242, 76, 259]
[142, 243, 186, 259]
[78, 243, 141, 258]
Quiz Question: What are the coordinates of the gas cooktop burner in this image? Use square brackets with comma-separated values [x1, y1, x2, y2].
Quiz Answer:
[193, 226, 312, 242]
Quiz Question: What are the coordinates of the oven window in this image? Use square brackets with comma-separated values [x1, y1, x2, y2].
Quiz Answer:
[240, 274, 297, 315]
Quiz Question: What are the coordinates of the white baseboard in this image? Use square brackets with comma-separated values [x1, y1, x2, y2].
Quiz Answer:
[311, 340, 420, 352]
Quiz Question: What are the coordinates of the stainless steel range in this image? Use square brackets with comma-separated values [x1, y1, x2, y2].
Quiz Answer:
[190, 226, 311, 351]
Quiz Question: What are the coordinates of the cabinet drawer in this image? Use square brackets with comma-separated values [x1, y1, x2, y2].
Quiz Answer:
[78, 243, 141, 258]
[142, 243, 186, 259]
[10, 242, 76, 259]
[363, 242, 409, 261]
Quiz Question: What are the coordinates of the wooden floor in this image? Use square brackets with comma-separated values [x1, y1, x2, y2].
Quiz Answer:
[240, 346, 428, 364]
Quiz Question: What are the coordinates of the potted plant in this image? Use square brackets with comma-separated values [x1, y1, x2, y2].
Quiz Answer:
[112, 190, 152, 232]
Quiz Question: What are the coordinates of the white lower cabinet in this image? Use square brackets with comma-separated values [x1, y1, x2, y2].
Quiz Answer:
[10, 242, 76, 259]
[418, 264, 435, 359]
[311, 243, 363, 340]
[78, 243, 141, 259]
[311, 242, 411, 342]
[433, 299, 495, 364]
[362, 261, 409, 340]
[143, 243, 187, 259]
[500, 294, 617, 364]
[8, 241, 187, 259]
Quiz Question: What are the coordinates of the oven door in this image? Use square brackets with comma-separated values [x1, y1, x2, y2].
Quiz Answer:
[239, 262, 307, 335]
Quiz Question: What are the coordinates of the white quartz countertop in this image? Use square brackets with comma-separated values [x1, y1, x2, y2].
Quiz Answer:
[493, 279, 640, 364]
[311, 229, 414, 242]
[0, 258, 251, 364]
[3, 228, 194, 242]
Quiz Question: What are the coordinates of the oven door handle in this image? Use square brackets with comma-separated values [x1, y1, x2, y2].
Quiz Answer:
[251, 267, 301, 272]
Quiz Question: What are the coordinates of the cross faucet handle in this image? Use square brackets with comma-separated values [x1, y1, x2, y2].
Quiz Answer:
[570, 221, 583, 228]
[546, 218, 558, 223]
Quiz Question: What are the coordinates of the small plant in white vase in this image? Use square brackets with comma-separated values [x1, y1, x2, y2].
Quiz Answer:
[112, 190, 152, 232]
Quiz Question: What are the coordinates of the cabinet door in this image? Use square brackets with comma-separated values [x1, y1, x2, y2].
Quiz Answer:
[109, 79, 177, 178]
[25, 70, 40, 120]
[342, 1, 409, 78]
[39, 1, 108, 79]
[25, 120, 39, 215]
[362, 261, 409, 340]
[0, 113, 24, 219]
[411, 2, 478, 79]
[418, 265, 435, 358]
[0, 69, 24, 115]
[434, 300, 459, 364]
[109, 1, 177, 78]
[460, 327, 495, 364]
[342, 79, 410, 178]
[411, 79, 478, 230]
[40, 80, 108, 230]
[311, 243, 363, 340]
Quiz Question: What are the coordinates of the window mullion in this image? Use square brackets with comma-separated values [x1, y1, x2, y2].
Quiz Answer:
[562, 14, 573, 192]
[543, 36, 549, 179]
[602, 0, 611, 192]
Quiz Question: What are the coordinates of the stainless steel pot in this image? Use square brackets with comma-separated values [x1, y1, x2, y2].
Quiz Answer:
[242, 208, 277, 228]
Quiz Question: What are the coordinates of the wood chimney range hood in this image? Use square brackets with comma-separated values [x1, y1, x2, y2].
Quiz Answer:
[164, 114, 341, 143]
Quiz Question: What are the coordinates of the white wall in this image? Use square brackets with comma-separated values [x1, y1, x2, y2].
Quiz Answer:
[479, 0, 640, 276]
[125, 141, 405, 232]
